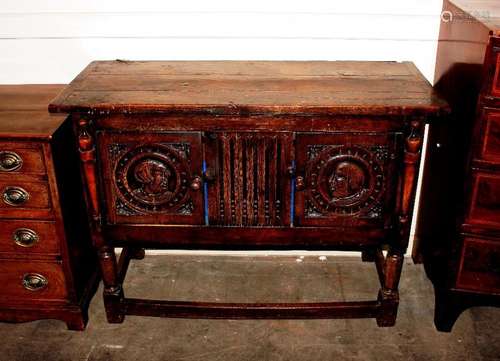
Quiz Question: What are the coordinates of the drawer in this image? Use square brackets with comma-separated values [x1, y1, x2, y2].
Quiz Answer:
[467, 170, 500, 227]
[0, 220, 60, 255]
[476, 109, 500, 163]
[0, 180, 51, 210]
[491, 46, 500, 98]
[0, 259, 68, 301]
[457, 237, 500, 294]
[0, 142, 45, 174]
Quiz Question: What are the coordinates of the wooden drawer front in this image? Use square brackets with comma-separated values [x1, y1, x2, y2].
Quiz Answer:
[477, 110, 500, 162]
[0, 180, 51, 210]
[294, 132, 401, 227]
[457, 237, 500, 294]
[0, 220, 59, 255]
[98, 132, 204, 225]
[0, 143, 45, 174]
[0, 260, 68, 301]
[491, 46, 500, 97]
[467, 171, 500, 227]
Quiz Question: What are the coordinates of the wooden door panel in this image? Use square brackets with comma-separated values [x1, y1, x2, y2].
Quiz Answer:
[98, 132, 204, 225]
[204, 132, 293, 227]
[294, 132, 401, 227]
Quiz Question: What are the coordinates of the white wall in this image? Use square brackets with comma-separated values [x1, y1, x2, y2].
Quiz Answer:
[0, 1, 443, 84]
[0, 0, 444, 255]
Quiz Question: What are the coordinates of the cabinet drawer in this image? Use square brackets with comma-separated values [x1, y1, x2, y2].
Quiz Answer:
[476, 109, 500, 163]
[0, 260, 68, 301]
[491, 47, 500, 98]
[0, 220, 60, 255]
[0, 180, 51, 210]
[457, 237, 500, 294]
[294, 132, 401, 227]
[0, 142, 45, 174]
[467, 170, 500, 227]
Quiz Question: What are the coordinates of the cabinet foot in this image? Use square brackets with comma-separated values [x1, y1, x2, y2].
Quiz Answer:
[434, 290, 465, 332]
[65, 316, 87, 331]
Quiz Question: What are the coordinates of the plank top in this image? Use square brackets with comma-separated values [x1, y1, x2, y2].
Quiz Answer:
[49, 61, 448, 117]
[0, 85, 67, 139]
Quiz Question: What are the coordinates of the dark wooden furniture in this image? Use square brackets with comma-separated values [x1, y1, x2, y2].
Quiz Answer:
[0, 85, 98, 330]
[416, 0, 500, 331]
[49, 61, 448, 326]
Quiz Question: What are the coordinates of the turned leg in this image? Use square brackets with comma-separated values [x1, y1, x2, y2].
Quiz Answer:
[76, 117, 125, 324]
[376, 120, 424, 327]
[98, 246, 125, 323]
[376, 250, 403, 327]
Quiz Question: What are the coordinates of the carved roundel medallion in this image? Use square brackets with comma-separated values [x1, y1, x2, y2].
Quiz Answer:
[307, 145, 384, 215]
[114, 144, 191, 212]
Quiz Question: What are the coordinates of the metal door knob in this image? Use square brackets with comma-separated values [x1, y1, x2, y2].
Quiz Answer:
[190, 176, 202, 191]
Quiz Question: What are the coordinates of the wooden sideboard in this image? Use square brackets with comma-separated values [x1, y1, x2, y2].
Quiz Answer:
[0, 85, 98, 330]
[49, 61, 448, 326]
[416, 0, 500, 331]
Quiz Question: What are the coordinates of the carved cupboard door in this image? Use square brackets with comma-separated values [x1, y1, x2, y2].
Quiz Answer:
[98, 132, 204, 225]
[294, 133, 401, 227]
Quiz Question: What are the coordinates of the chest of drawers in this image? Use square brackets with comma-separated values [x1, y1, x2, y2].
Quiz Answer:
[49, 61, 448, 326]
[417, 0, 500, 331]
[0, 85, 98, 330]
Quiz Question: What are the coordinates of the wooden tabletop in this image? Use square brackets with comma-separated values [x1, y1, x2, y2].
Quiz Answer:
[49, 61, 448, 117]
[0, 85, 67, 139]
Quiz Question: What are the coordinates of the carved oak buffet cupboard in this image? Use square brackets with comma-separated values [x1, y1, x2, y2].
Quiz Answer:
[49, 61, 448, 326]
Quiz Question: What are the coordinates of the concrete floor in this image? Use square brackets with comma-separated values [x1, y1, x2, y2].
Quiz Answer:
[0, 255, 499, 361]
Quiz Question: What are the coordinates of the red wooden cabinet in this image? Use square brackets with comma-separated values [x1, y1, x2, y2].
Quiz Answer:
[416, 0, 500, 332]
[49, 60, 448, 327]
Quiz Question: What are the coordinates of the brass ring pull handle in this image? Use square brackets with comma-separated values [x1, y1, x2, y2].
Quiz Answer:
[13, 228, 39, 248]
[22, 273, 48, 291]
[190, 176, 202, 191]
[0, 151, 23, 172]
[295, 176, 306, 191]
[3, 186, 30, 206]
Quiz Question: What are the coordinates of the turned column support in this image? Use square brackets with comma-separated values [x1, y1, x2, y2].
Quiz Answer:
[377, 119, 424, 327]
[77, 118, 101, 229]
[76, 116, 125, 323]
[398, 119, 424, 252]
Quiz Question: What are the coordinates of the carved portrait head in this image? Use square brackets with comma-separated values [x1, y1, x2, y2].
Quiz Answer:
[133, 159, 172, 195]
[328, 161, 366, 199]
